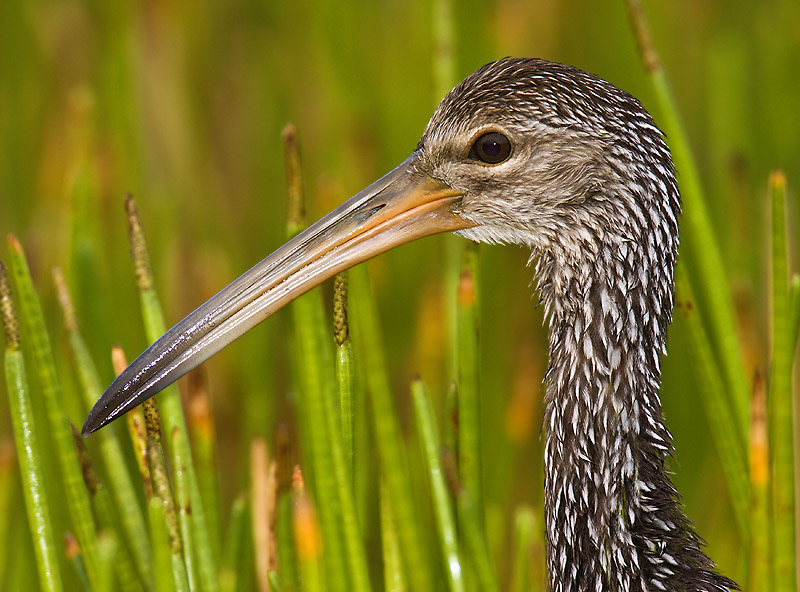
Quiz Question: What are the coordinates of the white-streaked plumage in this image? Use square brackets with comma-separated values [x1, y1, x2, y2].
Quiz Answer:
[420, 59, 736, 591]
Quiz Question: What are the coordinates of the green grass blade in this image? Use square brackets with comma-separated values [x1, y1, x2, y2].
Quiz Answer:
[457, 244, 483, 526]
[379, 479, 406, 592]
[268, 571, 282, 592]
[445, 456, 499, 592]
[220, 495, 249, 592]
[790, 275, 800, 354]
[145, 399, 190, 592]
[150, 497, 177, 592]
[412, 378, 464, 592]
[53, 268, 153, 586]
[432, 0, 456, 100]
[767, 171, 795, 591]
[95, 531, 118, 592]
[510, 506, 537, 592]
[0, 442, 14, 586]
[125, 194, 218, 592]
[350, 263, 434, 591]
[626, 0, 751, 448]
[172, 425, 198, 592]
[333, 272, 355, 483]
[1, 260, 63, 592]
[7, 237, 101, 588]
[433, 0, 462, 390]
[674, 264, 749, 536]
[331, 273, 371, 592]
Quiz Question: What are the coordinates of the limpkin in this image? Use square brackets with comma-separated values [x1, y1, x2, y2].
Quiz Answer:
[84, 58, 737, 591]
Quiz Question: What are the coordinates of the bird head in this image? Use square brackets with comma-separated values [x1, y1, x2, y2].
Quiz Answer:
[418, 58, 678, 262]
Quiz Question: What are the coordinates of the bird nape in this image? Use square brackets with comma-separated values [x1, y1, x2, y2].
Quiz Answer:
[84, 58, 737, 591]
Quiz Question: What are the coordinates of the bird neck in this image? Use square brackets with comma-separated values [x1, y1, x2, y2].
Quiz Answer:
[537, 244, 731, 591]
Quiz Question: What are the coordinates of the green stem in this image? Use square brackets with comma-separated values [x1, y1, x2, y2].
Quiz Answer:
[334, 272, 355, 483]
[626, 0, 751, 449]
[675, 264, 749, 536]
[379, 478, 406, 592]
[768, 171, 795, 591]
[220, 495, 249, 592]
[510, 507, 537, 592]
[150, 497, 177, 592]
[412, 379, 464, 592]
[789, 274, 800, 356]
[457, 243, 483, 527]
[1, 261, 63, 592]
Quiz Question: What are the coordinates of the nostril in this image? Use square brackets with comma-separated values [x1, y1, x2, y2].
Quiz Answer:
[353, 204, 386, 223]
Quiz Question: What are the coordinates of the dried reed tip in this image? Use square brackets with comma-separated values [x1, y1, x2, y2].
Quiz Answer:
[251, 438, 269, 488]
[458, 266, 476, 307]
[293, 492, 322, 560]
[769, 169, 787, 192]
[251, 437, 271, 591]
[447, 381, 459, 431]
[282, 123, 305, 233]
[291, 464, 305, 494]
[266, 460, 279, 571]
[0, 260, 20, 350]
[281, 122, 296, 144]
[625, 0, 661, 74]
[52, 267, 78, 333]
[126, 407, 152, 499]
[7, 233, 23, 253]
[111, 345, 128, 376]
[124, 193, 154, 291]
[333, 272, 350, 345]
[64, 532, 81, 560]
[143, 398, 162, 444]
[71, 422, 100, 495]
[188, 370, 215, 441]
[749, 370, 768, 487]
[0, 441, 13, 469]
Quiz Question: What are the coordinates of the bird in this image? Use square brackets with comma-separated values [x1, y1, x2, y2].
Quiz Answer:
[84, 58, 737, 591]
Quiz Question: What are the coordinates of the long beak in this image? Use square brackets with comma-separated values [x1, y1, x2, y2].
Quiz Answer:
[82, 153, 472, 436]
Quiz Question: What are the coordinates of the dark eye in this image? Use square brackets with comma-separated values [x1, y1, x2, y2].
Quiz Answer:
[469, 132, 511, 164]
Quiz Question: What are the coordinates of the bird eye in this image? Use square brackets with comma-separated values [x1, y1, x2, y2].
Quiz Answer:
[469, 132, 511, 164]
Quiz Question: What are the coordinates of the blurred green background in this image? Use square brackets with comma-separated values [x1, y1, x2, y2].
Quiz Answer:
[1, 0, 798, 588]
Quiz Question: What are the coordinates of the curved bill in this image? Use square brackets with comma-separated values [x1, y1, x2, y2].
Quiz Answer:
[83, 152, 473, 436]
